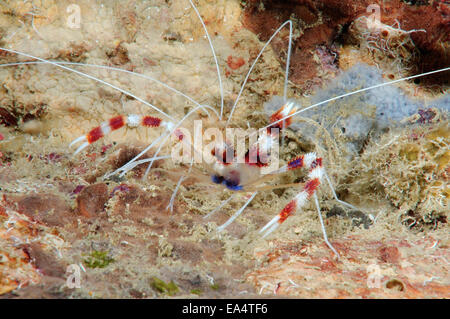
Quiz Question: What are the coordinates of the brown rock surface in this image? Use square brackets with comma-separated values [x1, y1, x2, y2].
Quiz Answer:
[76, 183, 108, 218]
[6, 193, 74, 227]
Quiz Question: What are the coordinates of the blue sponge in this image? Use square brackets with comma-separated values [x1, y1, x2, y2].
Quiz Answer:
[264, 63, 448, 156]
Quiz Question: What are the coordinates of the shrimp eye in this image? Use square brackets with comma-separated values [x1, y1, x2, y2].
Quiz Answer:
[224, 179, 243, 191]
[212, 175, 224, 184]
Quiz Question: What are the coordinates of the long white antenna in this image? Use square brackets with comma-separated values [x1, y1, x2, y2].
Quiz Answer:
[262, 67, 450, 132]
[0, 47, 176, 121]
[227, 20, 293, 126]
[189, 0, 224, 120]
[284, 20, 293, 102]
[0, 60, 219, 120]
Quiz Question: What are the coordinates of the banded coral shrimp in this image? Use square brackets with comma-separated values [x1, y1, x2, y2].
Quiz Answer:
[0, 0, 448, 268]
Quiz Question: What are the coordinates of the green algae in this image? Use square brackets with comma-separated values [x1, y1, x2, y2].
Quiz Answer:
[83, 251, 115, 269]
[150, 277, 179, 296]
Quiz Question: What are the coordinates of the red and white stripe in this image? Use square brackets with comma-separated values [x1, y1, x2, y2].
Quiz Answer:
[245, 129, 277, 168]
[212, 102, 298, 170]
[268, 101, 298, 131]
[260, 152, 324, 237]
[242, 101, 298, 169]
[70, 114, 173, 154]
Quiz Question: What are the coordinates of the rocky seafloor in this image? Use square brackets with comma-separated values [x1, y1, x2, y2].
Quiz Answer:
[0, 0, 448, 298]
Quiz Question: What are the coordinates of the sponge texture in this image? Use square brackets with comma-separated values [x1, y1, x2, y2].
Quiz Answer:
[264, 64, 448, 156]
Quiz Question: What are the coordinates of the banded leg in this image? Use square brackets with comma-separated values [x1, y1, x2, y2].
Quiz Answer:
[211, 152, 319, 232]
[107, 104, 217, 180]
[259, 152, 324, 237]
[271, 154, 357, 210]
[70, 114, 173, 154]
[206, 145, 310, 232]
